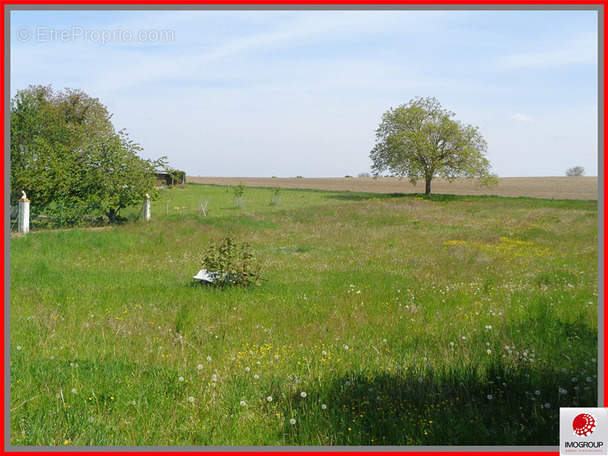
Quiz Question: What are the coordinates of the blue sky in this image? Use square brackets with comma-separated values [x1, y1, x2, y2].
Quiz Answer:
[10, 8, 599, 177]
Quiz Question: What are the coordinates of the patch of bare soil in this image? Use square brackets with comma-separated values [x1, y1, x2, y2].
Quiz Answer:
[187, 176, 598, 200]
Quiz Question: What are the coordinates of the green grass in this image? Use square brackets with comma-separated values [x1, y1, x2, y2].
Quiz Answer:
[10, 184, 598, 446]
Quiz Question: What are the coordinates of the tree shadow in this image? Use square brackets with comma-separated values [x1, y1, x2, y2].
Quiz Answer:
[323, 192, 479, 203]
[281, 359, 597, 446]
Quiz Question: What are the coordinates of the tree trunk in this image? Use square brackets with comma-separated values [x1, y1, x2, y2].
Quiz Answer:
[108, 208, 118, 223]
[425, 178, 432, 196]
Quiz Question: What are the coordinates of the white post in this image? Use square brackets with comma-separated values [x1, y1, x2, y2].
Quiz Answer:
[143, 194, 151, 221]
[18, 191, 30, 234]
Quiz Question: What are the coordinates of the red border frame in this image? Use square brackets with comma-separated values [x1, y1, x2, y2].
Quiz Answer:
[1, 1, 604, 455]
[0, 0, 605, 4]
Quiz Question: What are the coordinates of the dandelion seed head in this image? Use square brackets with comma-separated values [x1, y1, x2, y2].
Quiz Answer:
[16, 346, 21, 351]
[535, 390, 541, 395]
[245, 367, 251, 372]
[544, 403, 551, 408]
[240, 401, 247, 407]
[254, 374, 260, 379]
[300, 392, 307, 398]
[71, 388, 77, 394]
[188, 396, 194, 403]
[487, 394, 493, 400]
[267, 396, 273, 402]
[289, 418, 296, 425]
[178, 377, 184, 382]
[321, 404, 327, 410]
[88, 417, 94, 423]
[206, 356, 212, 362]
[197, 364, 203, 370]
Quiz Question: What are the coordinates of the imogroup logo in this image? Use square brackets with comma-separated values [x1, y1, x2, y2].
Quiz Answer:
[573, 413, 597, 437]
[561, 408, 608, 455]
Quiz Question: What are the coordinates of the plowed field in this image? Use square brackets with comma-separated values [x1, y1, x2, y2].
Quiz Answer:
[187, 176, 598, 200]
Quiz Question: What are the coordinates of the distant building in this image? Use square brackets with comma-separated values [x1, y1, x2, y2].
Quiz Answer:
[155, 171, 186, 187]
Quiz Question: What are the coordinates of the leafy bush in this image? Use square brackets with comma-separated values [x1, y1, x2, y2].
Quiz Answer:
[565, 166, 585, 177]
[232, 182, 246, 198]
[200, 236, 261, 287]
[232, 182, 246, 208]
[270, 187, 281, 206]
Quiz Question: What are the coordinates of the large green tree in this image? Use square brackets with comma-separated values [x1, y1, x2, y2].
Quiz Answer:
[10, 85, 165, 222]
[370, 97, 497, 196]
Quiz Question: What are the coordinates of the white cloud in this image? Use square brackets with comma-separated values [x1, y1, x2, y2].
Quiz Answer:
[495, 32, 597, 71]
[510, 113, 535, 124]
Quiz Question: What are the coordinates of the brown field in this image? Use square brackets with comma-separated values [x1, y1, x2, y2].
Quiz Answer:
[186, 176, 599, 200]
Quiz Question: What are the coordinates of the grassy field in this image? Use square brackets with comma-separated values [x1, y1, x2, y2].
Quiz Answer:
[10, 183, 599, 447]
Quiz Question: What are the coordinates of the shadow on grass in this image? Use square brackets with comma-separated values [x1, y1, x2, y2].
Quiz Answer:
[280, 360, 597, 446]
[324, 192, 598, 208]
[324, 192, 479, 203]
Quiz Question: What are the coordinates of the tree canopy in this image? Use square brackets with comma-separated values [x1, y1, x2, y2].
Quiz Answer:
[370, 97, 497, 196]
[10, 85, 166, 222]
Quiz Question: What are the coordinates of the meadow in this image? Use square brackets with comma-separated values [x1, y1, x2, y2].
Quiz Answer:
[9, 183, 599, 447]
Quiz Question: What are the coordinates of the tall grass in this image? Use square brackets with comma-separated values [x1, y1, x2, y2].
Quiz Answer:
[10, 184, 598, 446]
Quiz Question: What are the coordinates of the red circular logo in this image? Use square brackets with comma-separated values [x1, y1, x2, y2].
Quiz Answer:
[573, 413, 596, 437]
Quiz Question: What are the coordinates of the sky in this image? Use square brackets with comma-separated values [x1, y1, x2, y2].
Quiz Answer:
[10, 8, 599, 178]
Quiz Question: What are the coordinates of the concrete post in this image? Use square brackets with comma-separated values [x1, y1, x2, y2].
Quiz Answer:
[18, 191, 30, 234]
[143, 194, 151, 221]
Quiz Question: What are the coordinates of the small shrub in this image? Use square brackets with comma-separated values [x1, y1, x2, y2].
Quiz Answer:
[232, 182, 246, 198]
[232, 182, 246, 208]
[270, 187, 281, 206]
[565, 166, 585, 177]
[200, 236, 261, 287]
